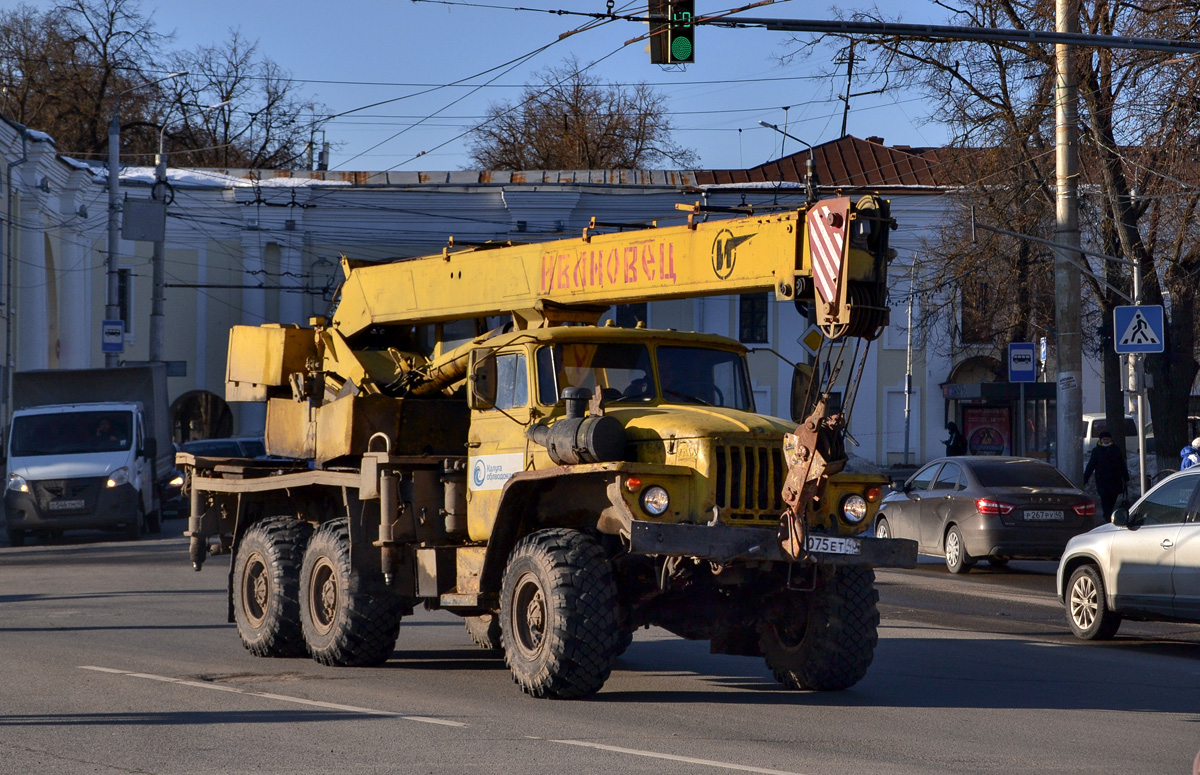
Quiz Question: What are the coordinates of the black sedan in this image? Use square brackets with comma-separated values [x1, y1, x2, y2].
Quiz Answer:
[875, 457, 1095, 573]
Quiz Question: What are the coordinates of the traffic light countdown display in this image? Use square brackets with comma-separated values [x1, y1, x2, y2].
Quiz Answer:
[650, 0, 695, 64]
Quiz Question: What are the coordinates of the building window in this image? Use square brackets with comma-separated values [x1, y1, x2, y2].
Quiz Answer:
[117, 267, 134, 339]
[615, 303, 647, 328]
[739, 293, 768, 343]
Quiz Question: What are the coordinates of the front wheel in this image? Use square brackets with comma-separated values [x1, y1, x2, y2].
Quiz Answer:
[300, 519, 403, 667]
[761, 566, 880, 691]
[233, 517, 312, 657]
[500, 528, 621, 698]
[945, 525, 973, 574]
[1067, 565, 1121, 640]
[874, 516, 891, 540]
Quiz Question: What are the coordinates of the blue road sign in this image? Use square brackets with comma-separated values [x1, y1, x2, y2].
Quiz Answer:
[101, 319, 125, 353]
[1113, 305, 1165, 354]
[1008, 342, 1036, 383]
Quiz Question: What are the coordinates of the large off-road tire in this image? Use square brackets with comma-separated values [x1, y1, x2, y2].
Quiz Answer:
[233, 516, 312, 657]
[464, 613, 503, 650]
[760, 566, 880, 691]
[300, 519, 403, 667]
[500, 528, 621, 699]
[1067, 565, 1122, 640]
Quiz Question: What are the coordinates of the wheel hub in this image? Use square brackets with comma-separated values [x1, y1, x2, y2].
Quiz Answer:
[1071, 576, 1097, 629]
[308, 558, 338, 634]
[242, 552, 268, 627]
[513, 573, 547, 657]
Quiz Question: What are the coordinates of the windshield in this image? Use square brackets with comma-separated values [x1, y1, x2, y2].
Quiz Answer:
[971, 462, 1074, 489]
[536, 343, 654, 405]
[11, 410, 133, 457]
[658, 346, 754, 411]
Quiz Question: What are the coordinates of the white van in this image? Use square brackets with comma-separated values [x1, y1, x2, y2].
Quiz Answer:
[4, 402, 160, 545]
[1081, 413, 1153, 455]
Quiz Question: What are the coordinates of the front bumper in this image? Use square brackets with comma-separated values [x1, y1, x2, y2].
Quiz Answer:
[4, 481, 140, 533]
[629, 520, 917, 568]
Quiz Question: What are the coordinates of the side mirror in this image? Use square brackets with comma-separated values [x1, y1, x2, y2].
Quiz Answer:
[888, 480, 904, 493]
[467, 348, 498, 410]
[1111, 507, 1129, 527]
[790, 362, 817, 423]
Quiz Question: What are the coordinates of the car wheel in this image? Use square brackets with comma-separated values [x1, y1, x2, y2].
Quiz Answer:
[944, 525, 973, 574]
[1066, 565, 1121, 640]
[874, 516, 891, 540]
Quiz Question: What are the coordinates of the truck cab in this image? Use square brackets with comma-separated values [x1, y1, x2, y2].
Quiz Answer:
[467, 326, 883, 541]
[5, 401, 157, 545]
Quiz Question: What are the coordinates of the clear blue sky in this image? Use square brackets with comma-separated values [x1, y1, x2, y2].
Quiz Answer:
[41, 0, 954, 170]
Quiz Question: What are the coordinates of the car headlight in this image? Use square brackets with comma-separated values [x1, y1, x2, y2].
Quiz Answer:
[640, 485, 670, 516]
[6, 473, 29, 493]
[840, 494, 868, 524]
[169, 474, 184, 488]
[106, 467, 130, 488]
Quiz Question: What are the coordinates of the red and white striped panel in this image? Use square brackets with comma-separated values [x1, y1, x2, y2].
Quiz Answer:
[807, 201, 847, 306]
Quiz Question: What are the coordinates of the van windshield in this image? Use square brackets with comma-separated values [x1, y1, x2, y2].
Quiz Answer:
[10, 411, 133, 456]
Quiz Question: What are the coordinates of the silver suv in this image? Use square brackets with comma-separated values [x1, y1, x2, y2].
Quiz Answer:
[1057, 469, 1200, 639]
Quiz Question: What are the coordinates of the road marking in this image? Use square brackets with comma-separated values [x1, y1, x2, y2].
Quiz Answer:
[550, 739, 811, 775]
[79, 666, 466, 727]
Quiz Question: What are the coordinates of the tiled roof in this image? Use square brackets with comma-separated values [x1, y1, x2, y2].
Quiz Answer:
[696, 135, 948, 190]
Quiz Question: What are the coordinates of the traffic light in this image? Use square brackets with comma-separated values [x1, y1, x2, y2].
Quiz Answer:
[649, 0, 695, 64]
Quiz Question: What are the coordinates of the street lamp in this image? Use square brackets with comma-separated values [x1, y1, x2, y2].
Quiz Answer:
[150, 99, 229, 363]
[106, 71, 186, 367]
[757, 120, 820, 203]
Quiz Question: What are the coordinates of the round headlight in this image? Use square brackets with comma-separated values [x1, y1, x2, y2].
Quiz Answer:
[840, 494, 868, 524]
[640, 485, 670, 516]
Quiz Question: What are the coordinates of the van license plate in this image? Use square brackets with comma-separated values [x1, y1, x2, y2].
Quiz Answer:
[47, 499, 85, 511]
[805, 535, 861, 555]
[1025, 510, 1064, 521]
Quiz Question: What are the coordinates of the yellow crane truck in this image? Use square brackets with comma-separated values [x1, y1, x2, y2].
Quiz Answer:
[180, 193, 917, 698]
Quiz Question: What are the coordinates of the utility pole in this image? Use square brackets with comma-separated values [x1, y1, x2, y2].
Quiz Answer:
[1054, 0, 1083, 484]
[149, 146, 167, 363]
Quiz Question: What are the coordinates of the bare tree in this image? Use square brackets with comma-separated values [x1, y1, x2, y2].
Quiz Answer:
[0, 1, 325, 169]
[788, 0, 1200, 467]
[0, 0, 167, 159]
[161, 30, 324, 169]
[467, 56, 697, 170]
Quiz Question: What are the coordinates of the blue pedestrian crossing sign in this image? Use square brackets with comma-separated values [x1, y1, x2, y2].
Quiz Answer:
[1008, 342, 1036, 383]
[1113, 305, 1165, 354]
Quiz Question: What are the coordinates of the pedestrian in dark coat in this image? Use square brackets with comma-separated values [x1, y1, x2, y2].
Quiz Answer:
[943, 422, 968, 456]
[1083, 431, 1129, 525]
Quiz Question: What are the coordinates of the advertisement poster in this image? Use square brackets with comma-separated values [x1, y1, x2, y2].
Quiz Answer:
[963, 407, 1011, 456]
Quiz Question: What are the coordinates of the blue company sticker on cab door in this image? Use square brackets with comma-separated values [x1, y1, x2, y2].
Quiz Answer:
[467, 453, 525, 491]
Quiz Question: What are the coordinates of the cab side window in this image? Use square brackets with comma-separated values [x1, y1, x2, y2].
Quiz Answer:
[1133, 475, 1198, 526]
[493, 353, 529, 411]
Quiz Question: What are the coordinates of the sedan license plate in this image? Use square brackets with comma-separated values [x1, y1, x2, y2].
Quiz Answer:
[805, 535, 861, 555]
[1025, 509, 1064, 521]
[47, 499, 85, 511]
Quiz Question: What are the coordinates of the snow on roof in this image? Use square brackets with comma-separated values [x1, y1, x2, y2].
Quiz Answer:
[65, 161, 352, 189]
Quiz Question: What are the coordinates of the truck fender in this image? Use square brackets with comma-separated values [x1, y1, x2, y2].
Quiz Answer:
[477, 468, 632, 597]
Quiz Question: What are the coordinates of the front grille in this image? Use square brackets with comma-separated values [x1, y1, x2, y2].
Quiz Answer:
[713, 444, 784, 521]
[33, 478, 104, 515]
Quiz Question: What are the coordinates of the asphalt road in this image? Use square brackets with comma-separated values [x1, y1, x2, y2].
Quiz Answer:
[2, 523, 1198, 775]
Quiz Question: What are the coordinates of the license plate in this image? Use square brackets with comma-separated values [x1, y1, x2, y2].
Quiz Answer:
[806, 535, 861, 555]
[1025, 510, 1064, 521]
[47, 499, 85, 511]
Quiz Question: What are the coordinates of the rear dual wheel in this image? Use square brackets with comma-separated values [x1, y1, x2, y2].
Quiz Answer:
[233, 517, 313, 657]
[300, 519, 403, 667]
